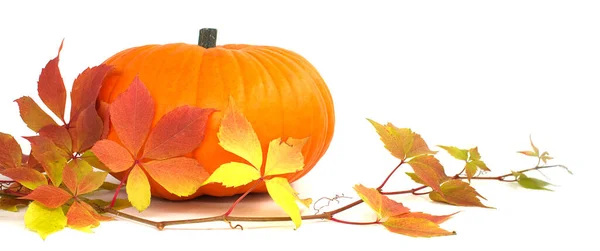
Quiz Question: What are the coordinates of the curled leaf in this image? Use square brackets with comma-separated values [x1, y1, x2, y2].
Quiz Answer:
[69, 64, 114, 122]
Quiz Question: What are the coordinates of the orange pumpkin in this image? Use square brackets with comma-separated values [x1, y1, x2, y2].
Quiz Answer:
[96, 28, 335, 200]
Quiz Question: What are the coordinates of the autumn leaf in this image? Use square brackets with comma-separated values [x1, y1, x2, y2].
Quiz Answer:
[0, 197, 29, 212]
[61, 160, 107, 196]
[405, 172, 426, 185]
[66, 201, 102, 232]
[0, 132, 24, 169]
[25, 136, 69, 186]
[429, 180, 493, 208]
[263, 138, 307, 177]
[24, 201, 67, 240]
[383, 217, 456, 237]
[91, 140, 134, 173]
[69, 64, 114, 122]
[353, 184, 410, 220]
[143, 157, 209, 196]
[126, 165, 151, 212]
[37, 39, 67, 121]
[393, 211, 459, 224]
[38, 125, 72, 154]
[438, 145, 468, 161]
[99, 182, 119, 191]
[518, 135, 540, 157]
[14, 96, 58, 132]
[0, 167, 47, 190]
[83, 198, 132, 211]
[202, 162, 261, 188]
[514, 173, 554, 191]
[70, 105, 103, 152]
[19, 184, 72, 209]
[407, 155, 448, 193]
[367, 119, 436, 161]
[265, 177, 312, 229]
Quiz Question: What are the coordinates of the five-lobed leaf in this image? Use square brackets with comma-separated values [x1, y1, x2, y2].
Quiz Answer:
[24, 201, 67, 240]
[383, 217, 455, 238]
[353, 184, 410, 220]
[14, 96, 58, 132]
[265, 177, 312, 229]
[0, 132, 24, 168]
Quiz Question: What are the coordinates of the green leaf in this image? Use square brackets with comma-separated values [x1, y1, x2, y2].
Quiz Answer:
[406, 172, 426, 185]
[437, 145, 468, 161]
[24, 201, 67, 240]
[464, 161, 477, 183]
[517, 173, 554, 191]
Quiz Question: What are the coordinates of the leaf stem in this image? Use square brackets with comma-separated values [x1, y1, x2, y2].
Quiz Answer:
[109, 171, 129, 208]
[377, 160, 404, 191]
[223, 179, 262, 217]
[330, 217, 379, 225]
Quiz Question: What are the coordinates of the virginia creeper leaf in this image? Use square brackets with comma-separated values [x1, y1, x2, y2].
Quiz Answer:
[367, 119, 436, 161]
[465, 161, 477, 182]
[472, 160, 490, 172]
[0, 132, 23, 169]
[38, 125, 72, 154]
[518, 151, 537, 157]
[142, 106, 215, 160]
[394, 211, 459, 224]
[203, 162, 261, 188]
[91, 139, 134, 173]
[406, 172, 426, 185]
[142, 157, 209, 197]
[84, 198, 131, 211]
[217, 97, 263, 169]
[517, 173, 553, 191]
[0, 167, 47, 190]
[99, 182, 119, 190]
[77, 171, 108, 195]
[109, 76, 155, 156]
[126, 165, 151, 212]
[62, 161, 79, 194]
[25, 136, 69, 186]
[79, 201, 113, 222]
[80, 149, 111, 172]
[69, 64, 114, 122]
[21, 185, 72, 209]
[264, 138, 306, 177]
[468, 147, 482, 161]
[429, 180, 492, 208]
[383, 217, 455, 237]
[24, 201, 67, 240]
[0, 197, 28, 212]
[265, 177, 312, 229]
[438, 145, 468, 160]
[407, 155, 448, 193]
[37, 40, 66, 120]
[71, 105, 103, 152]
[529, 135, 539, 156]
[66, 201, 100, 232]
[353, 184, 410, 220]
[540, 151, 553, 164]
[14, 96, 58, 133]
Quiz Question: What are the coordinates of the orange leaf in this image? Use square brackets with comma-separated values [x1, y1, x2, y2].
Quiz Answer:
[38, 125, 72, 154]
[142, 106, 215, 160]
[109, 75, 155, 156]
[14, 96, 57, 132]
[69, 64, 114, 122]
[407, 155, 448, 193]
[77, 170, 108, 195]
[79, 201, 112, 222]
[71, 105, 103, 152]
[37, 39, 66, 121]
[0, 132, 23, 169]
[97, 101, 111, 140]
[25, 136, 69, 186]
[142, 157, 209, 197]
[20, 185, 72, 209]
[0, 167, 47, 190]
[353, 184, 410, 219]
[394, 211, 459, 224]
[383, 217, 455, 237]
[66, 201, 100, 231]
[429, 180, 493, 208]
[91, 140, 134, 173]
[62, 161, 78, 194]
[367, 119, 436, 161]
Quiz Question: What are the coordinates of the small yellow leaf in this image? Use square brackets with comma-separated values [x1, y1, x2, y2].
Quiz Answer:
[263, 138, 306, 177]
[217, 97, 263, 169]
[203, 162, 261, 188]
[126, 165, 151, 212]
[265, 177, 311, 229]
[24, 201, 67, 240]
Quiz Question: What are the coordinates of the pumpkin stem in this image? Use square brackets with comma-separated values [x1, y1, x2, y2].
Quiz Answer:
[198, 28, 218, 48]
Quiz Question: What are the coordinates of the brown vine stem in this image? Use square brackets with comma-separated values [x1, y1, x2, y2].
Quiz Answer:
[87, 163, 566, 230]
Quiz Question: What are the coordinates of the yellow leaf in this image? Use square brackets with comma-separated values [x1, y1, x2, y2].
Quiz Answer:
[217, 97, 263, 169]
[265, 177, 312, 229]
[24, 201, 67, 240]
[264, 138, 307, 177]
[126, 165, 151, 212]
[203, 162, 261, 188]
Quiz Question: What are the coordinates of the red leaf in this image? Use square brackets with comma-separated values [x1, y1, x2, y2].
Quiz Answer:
[394, 211, 459, 224]
[62, 161, 78, 195]
[383, 217, 455, 237]
[407, 155, 448, 193]
[142, 157, 209, 197]
[14, 96, 58, 132]
[69, 64, 114, 122]
[25, 136, 70, 186]
[66, 201, 100, 230]
[70, 105, 103, 152]
[109, 76, 155, 156]
[0, 167, 47, 190]
[20, 185, 72, 208]
[37, 40, 66, 121]
[38, 125, 72, 154]
[0, 132, 23, 169]
[98, 101, 111, 140]
[91, 140, 134, 173]
[142, 106, 215, 160]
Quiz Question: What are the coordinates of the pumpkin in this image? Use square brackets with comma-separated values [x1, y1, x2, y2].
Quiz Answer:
[96, 28, 335, 200]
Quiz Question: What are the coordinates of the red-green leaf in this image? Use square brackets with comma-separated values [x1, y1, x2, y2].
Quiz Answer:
[25, 136, 69, 186]
[0, 167, 47, 190]
[429, 180, 492, 208]
[407, 155, 448, 193]
[71, 105, 103, 152]
[383, 217, 456, 237]
[91, 140, 134, 173]
[142, 106, 215, 160]
[109, 76, 155, 156]
[353, 184, 410, 219]
[20, 185, 72, 209]
[142, 157, 209, 197]
[0, 197, 29, 212]
[38, 125, 72, 154]
[438, 145, 468, 161]
[367, 119, 436, 161]
[69, 64, 114, 122]
[394, 211, 459, 224]
[14, 96, 57, 132]
[0, 132, 23, 169]
[66, 201, 101, 232]
[37, 40, 66, 121]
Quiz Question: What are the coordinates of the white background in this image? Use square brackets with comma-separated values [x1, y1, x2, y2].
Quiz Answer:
[0, 0, 597, 250]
